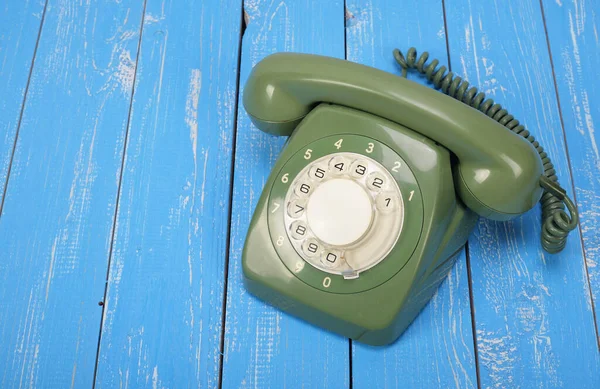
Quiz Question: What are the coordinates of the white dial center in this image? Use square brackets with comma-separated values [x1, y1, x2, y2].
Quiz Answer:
[306, 178, 373, 246]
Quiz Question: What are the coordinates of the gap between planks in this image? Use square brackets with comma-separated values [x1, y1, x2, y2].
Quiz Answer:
[217, 3, 248, 389]
[91, 1, 149, 387]
[0, 0, 49, 219]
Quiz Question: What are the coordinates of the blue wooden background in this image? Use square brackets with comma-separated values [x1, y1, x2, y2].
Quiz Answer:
[0, 0, 598, 388]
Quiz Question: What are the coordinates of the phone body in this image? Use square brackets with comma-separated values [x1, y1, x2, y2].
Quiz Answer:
[241, 52, 543, 345]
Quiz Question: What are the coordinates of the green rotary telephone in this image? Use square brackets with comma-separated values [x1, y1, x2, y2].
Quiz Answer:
[240, 48, 578, 346]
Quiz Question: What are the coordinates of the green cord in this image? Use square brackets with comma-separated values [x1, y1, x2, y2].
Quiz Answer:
[393, 47, 579, 254]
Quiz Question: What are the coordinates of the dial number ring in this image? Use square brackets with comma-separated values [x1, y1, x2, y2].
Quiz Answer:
[267, 134, 424, 294]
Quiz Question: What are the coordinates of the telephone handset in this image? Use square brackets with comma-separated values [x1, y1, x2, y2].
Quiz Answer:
[241, 48, 578, 345]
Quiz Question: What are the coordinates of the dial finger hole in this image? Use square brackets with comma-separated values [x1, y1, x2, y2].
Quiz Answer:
[294, 180, 313, 197]
[290, 220, 309, 240]
[320, 249, 342, 268]
[376, 192, 399, 214]
[350, 159, 369, 179]
[367, 171, 387, 191]
[328, 155, 349, 175]
[308, 163, 328, 181]
[287, 198, 307, 218]
[302, 238, 322, 258]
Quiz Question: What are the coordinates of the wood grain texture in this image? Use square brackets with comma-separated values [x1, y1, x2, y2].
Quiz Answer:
[0, 0, 45, 205]
[0, 0, 144, 387]
[94, 0, 243, 388]
[542, 0, 600, 342]
[221, 1, 349, 388]
[344, 1, 478, 387]
[445, 0, 600, 386]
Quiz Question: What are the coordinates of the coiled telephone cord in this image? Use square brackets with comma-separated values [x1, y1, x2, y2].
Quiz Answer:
[393, 47, 578, 254]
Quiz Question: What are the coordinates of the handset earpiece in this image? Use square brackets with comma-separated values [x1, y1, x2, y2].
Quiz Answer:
[243, 52, 544, 220]
[394, 47, 578, 252]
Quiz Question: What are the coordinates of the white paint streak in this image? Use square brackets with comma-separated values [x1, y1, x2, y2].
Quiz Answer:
[437, 27, 445, 39]
[200, 150, 209, 212]
[469, 14, 481, 86]
[17, 287, 42, 388]
[593, 11, 599, 43]
[581, 91, 600, 167]
[152, 366, 159, 389]
[45, 237, 59, 302]
[153, 32, 168, 133]
[29, 344, 39, 388]
[562, 12, 585, 136]
[185, 69, 202, 287]
[115, 50, 135, 95]
[568, 11, 582, 69]
[144, 13, 161, 24]
[476, 329, 518, 388]
[482, 57, 495, 77]
[186, 69, 202, 165]
[574, 0, 585, 36]
[462, 0, 482, 86]
[565, 11, 600, 170]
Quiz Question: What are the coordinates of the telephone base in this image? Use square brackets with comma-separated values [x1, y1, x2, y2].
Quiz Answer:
[242, 104, 479, 345]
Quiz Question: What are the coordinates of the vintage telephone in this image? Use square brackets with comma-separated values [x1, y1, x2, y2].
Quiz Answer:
[241, 48, 579, 346]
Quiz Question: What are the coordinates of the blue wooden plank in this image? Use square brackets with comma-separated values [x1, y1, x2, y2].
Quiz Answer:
[0, 0, 144, 387]
[94, 1, 243, 387]
[0, 0, 45, 205]
[445, 0, 600, 386]
[542, 0, 600, 341]
[221, 1, 348, 388]
[345, 1, 478, 387]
